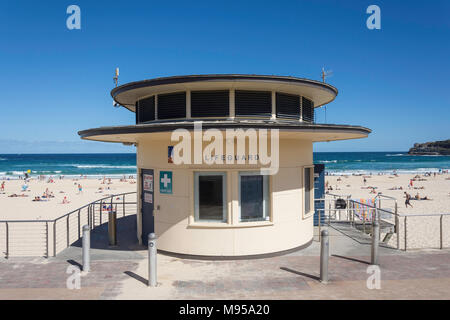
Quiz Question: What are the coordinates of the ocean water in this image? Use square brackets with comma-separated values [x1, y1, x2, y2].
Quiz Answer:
[314, 152, 450, 175]
[0, 153, 137, 179]
[0, 152, 449, 179]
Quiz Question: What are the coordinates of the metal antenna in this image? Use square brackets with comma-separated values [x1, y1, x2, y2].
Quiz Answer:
[321, 67, 333, 123]
[113, 68, 120, 107]
[321, 67, 333, 83]
[113, 67, 119, 87]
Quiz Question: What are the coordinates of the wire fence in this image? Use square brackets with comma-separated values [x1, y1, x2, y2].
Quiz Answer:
[315, 193, 450, 250]
[0, 192, 137, 258]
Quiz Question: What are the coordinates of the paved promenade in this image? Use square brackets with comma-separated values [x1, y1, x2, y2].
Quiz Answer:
[1, 225, 449, 300]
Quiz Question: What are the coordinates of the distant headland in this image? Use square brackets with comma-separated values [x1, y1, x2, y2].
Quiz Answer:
[408, 139, 450, 155]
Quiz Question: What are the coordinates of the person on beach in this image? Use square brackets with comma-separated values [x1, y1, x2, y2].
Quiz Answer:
[363, 177, 367, 185]
[62, 196, 70, 204]
[404, 192, 413, 208]
[0, 181, 5, 192]
[77, 184, 83, 194]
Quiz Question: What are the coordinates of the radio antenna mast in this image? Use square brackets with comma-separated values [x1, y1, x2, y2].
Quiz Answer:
[321, 67, 332, 83]
[321, 67, 333, 123]
[113, 67, 119, 87]
[113, 68, 120, 107]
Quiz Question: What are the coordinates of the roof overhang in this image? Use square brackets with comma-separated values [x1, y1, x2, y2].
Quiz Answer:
[78, 120, 370, 144]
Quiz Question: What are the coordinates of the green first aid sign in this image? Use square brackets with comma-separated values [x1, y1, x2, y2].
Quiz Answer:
[159, 171, 172, 194]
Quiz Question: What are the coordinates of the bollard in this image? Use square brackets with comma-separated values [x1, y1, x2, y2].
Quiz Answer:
[320, 229, 329, 284]
[371, 220, 380, 265]
[148, 233, 157, 287]
[82, 225, 90, 273]
[108, 210, 117, 246]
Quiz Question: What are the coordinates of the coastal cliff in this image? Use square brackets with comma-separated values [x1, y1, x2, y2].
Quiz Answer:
[408, 139, 450, 155]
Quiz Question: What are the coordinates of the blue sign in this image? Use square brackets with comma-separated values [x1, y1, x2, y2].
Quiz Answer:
[159, 171, 172, 194]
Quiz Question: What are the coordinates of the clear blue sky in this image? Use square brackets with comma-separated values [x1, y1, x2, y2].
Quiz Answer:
[1, 0, 449, 153]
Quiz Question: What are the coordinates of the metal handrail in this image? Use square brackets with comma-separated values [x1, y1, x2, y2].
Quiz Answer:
[1, 191, 137, 258]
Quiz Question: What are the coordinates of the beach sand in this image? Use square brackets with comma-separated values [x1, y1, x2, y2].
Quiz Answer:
[0, 173, 449, 222]
[325, 172, 450, 215]
[0, 177, 136, 220]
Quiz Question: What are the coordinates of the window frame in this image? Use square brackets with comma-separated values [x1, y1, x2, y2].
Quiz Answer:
[238, 171, 270, 222]
[302, 166, 315, 219]
[194, 171, 228, 223]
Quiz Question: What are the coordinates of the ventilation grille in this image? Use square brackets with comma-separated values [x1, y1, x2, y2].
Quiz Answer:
[276, 93, 300, 119]
[136, 96, 155, 123]
[235, 90, 272, 117]
[157, 92, 186, 119]
[302, 97, 314, 123]
[191, 91, 229, 117]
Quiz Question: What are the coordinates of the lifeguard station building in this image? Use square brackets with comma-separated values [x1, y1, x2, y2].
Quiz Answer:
[79, 74, 370, 258]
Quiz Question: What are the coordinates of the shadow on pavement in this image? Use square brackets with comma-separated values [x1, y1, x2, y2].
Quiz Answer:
[71, 215, 144, 251]
[124, 271, 148, 286]
[280, 267, 320, 281]
[331, 254, 370, 265]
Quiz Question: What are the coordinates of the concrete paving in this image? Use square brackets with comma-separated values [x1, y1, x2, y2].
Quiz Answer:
[1, 220, 449, 300]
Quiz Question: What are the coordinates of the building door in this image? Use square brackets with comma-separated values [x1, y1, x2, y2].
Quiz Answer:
[141, 169, 154, 244]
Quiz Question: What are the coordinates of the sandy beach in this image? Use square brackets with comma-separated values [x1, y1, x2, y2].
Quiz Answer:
[325, 172, 450, 215]
[0, 177, 136, 220]
[1, 172, 449, 222]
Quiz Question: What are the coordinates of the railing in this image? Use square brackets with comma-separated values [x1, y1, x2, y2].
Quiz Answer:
[0, 192, 137, 258]
[315, 193, 450, 251]
[399, 212, 450, 251]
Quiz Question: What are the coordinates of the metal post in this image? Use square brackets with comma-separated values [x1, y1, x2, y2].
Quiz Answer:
[404, 216, 407, 251]
[99, 201, 102, 225]
[371, 218, 380, 265]
[82, 225, 90, 273]
[53, 221, 56, 257]
[5, 222, 9, 259]
[66, 215, 70, 247]
[395, 200, 399, 249]
[123, 194, 126, 217]
[108, 210, 117, 246]
[78, 210, 81, 239]
[318, 208, 321, 242]
[320, 229, 329, 284]
[87, 205, 91, 229]
[148, 233, 157, 287]
[45, 222, 49, 258]
[395, 215, 400, 250]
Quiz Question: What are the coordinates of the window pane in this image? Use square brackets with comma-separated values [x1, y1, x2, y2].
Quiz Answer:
[305, 168, 311, 213]
[198, 175, 224, 221]
[240, 175, 268, 221]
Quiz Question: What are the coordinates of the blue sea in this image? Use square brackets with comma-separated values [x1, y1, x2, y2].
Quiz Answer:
[0, 152, 449, 179]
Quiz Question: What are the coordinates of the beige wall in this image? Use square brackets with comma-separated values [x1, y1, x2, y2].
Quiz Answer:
[136, 131, 314, 256]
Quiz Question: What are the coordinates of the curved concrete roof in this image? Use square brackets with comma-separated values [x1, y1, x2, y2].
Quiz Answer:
[79, 120, 370, 144]
[111, 74, 338, 112]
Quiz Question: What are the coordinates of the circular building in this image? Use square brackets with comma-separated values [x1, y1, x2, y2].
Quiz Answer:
[79, 74, 370, 258]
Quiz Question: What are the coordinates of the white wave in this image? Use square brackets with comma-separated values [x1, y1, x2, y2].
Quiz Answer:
[75, 164, 137, 169]
[326, 167, 449, 175]
[318, 160, 338, 163]
[386, 153, 405, 156]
